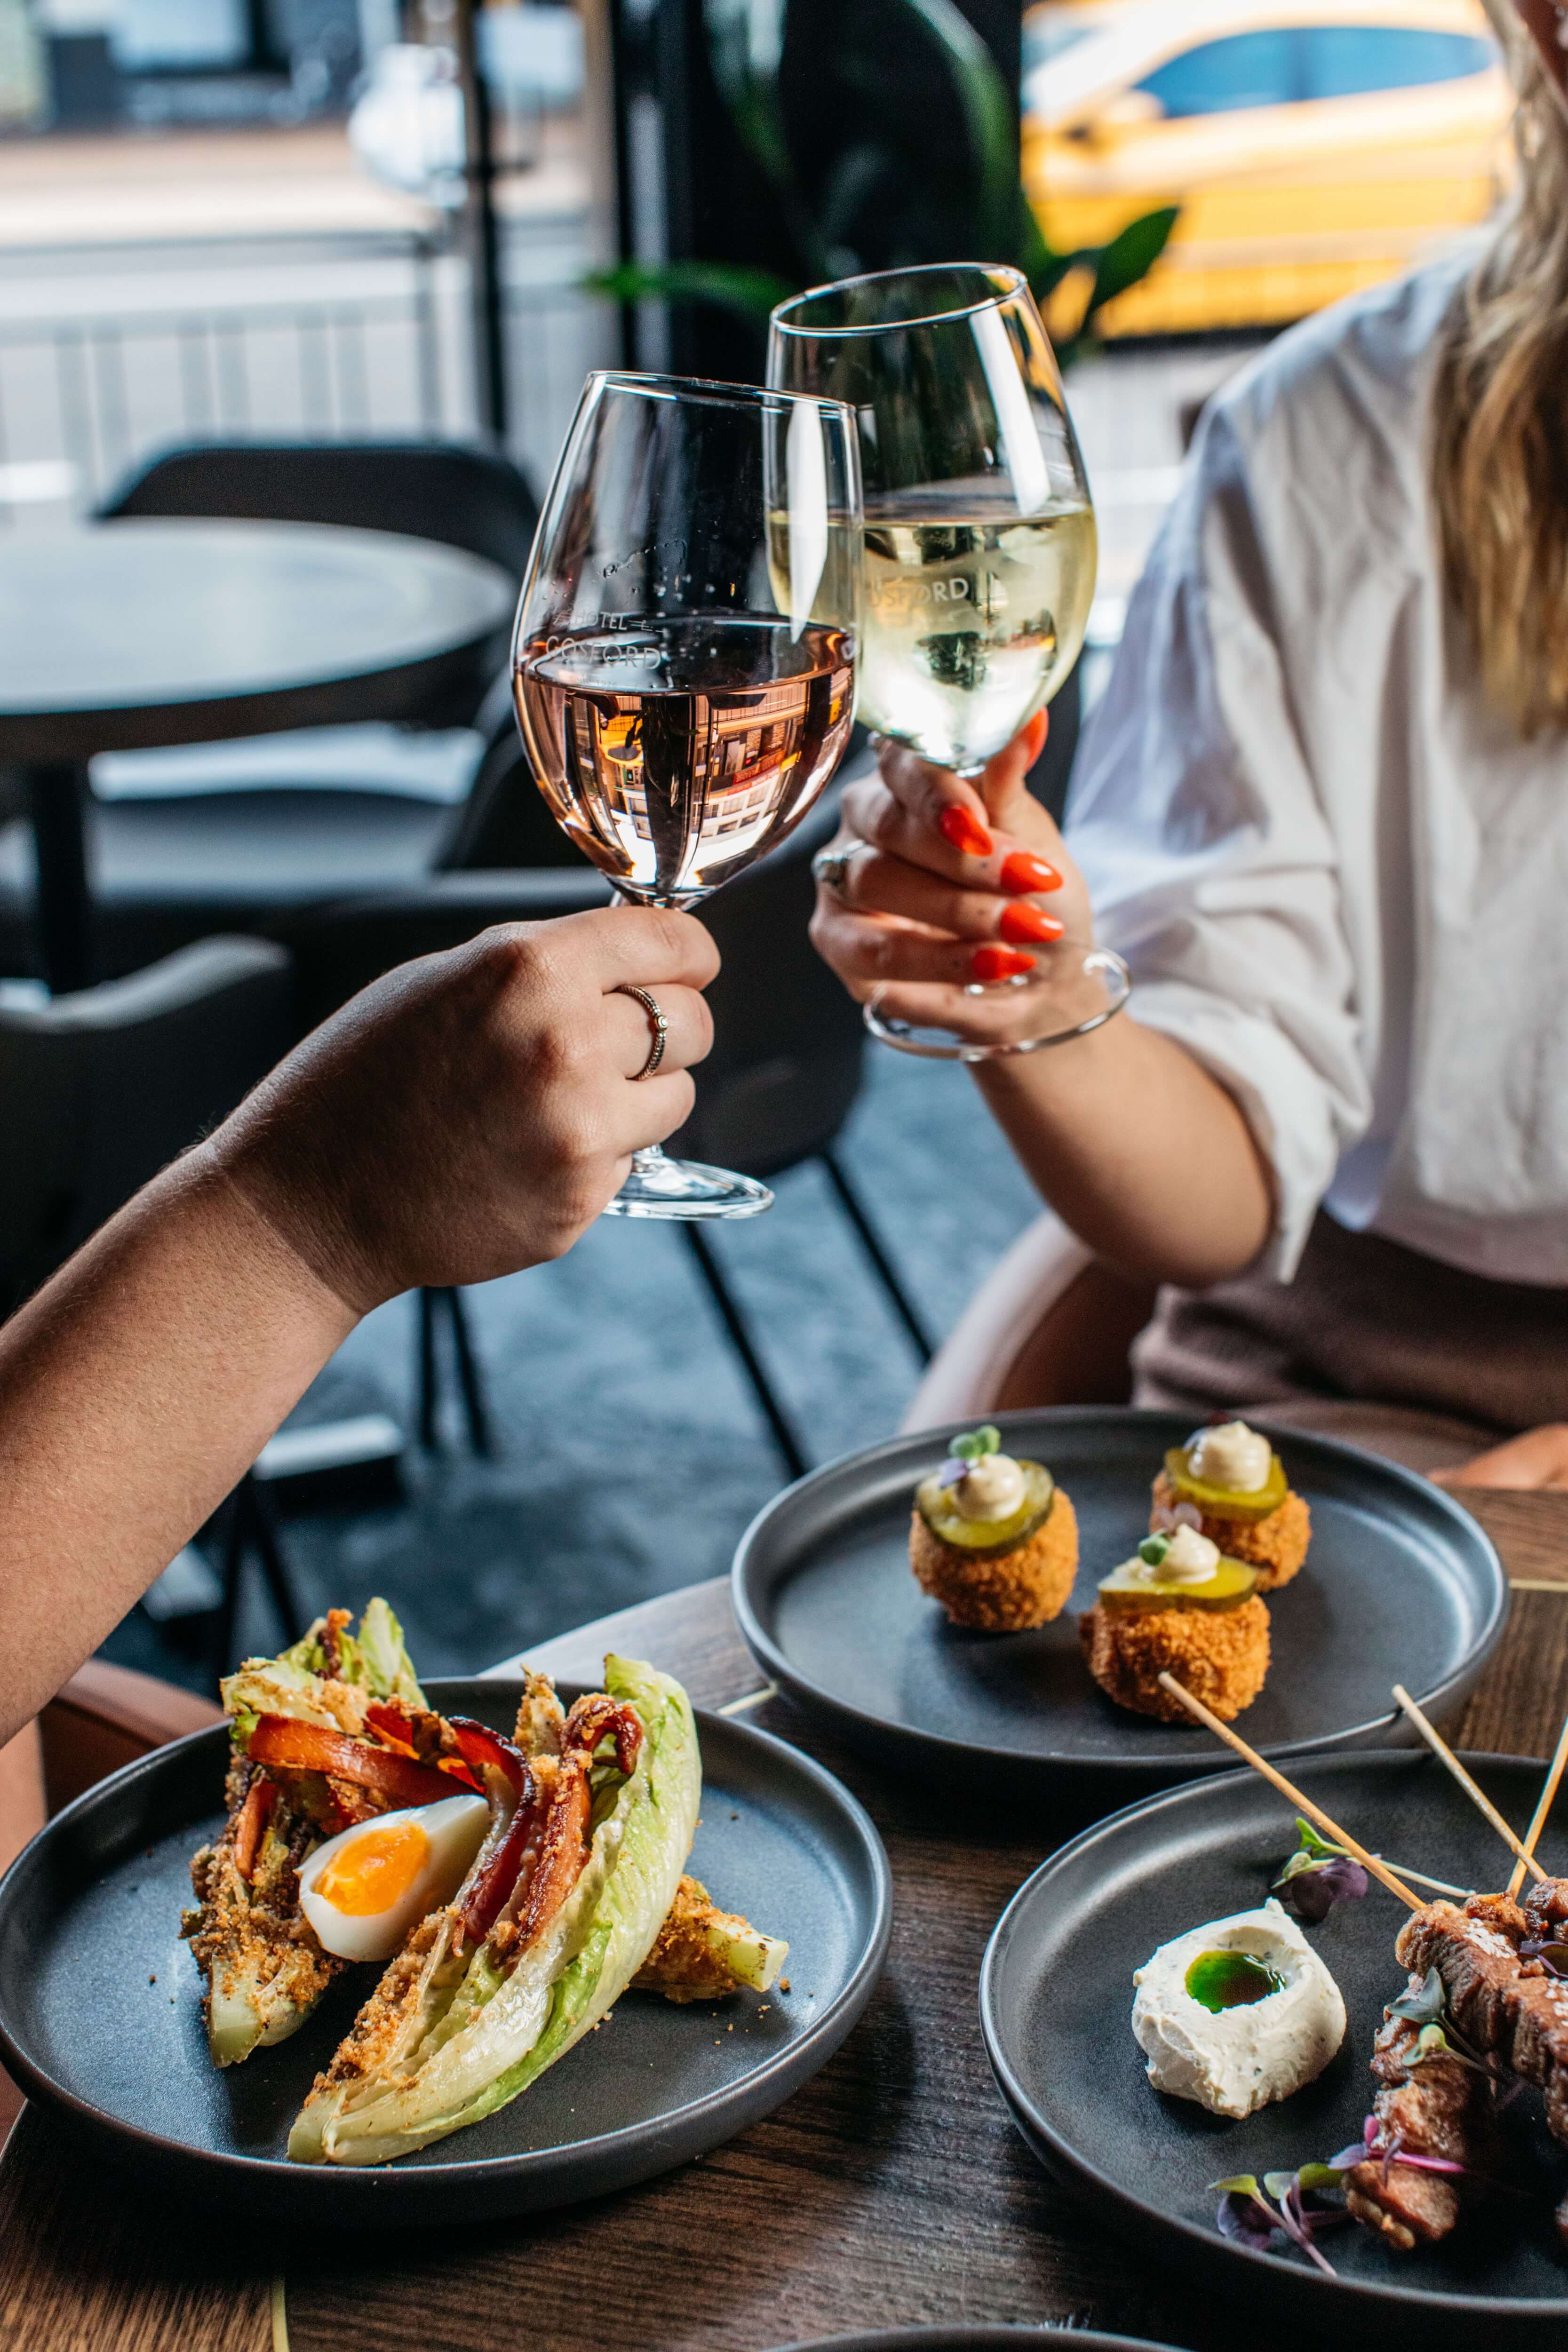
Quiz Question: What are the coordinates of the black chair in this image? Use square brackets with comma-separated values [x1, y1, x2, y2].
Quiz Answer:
[0, 938, 309, 1666]
[0, 441, 541, 983]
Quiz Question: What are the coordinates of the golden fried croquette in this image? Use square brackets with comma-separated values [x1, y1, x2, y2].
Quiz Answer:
[1150, 1469, 1310, 1591]
[1079, 1593, 1271, 1722]
[909, 1488, 1078, 1631]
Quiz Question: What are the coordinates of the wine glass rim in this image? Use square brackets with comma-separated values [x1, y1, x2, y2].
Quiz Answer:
[586, 368, 854, 421]
[770, 262, 1031, 339]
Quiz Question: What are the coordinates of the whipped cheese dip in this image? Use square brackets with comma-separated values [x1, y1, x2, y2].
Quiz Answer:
[1130, 1898, 1345, 2119]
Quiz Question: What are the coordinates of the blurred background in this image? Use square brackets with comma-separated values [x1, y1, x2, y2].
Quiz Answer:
[0, 0, 1509, 1688]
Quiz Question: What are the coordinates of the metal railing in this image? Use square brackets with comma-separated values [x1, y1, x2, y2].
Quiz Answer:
[0, 225, 614, 516]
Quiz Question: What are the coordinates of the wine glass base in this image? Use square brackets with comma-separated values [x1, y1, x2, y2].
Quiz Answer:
[602, 1156, 774, 1221]
[864, 949, 1132, 1062]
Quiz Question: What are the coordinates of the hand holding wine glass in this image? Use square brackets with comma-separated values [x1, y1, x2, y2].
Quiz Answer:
[768, 263, 1129, 1061]
[808, 715, 1107, 1047]
[512, 371, 861, 1218]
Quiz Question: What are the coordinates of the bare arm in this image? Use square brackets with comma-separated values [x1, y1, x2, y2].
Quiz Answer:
[810, 722, 1274, 1286]
[0, 906, 717, 1745]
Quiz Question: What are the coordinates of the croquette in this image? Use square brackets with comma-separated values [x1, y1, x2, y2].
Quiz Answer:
[909, 1488, 1078, 1631]
[1079, 1592, 1271, 1722]
[1150, 1468, 1311, 1591]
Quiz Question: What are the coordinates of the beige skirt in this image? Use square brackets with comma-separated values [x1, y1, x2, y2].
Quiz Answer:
[1132, 1211, 1568, 1477]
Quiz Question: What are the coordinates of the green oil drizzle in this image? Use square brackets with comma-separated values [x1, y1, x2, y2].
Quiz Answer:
[1184, 1948, 1283, 2014]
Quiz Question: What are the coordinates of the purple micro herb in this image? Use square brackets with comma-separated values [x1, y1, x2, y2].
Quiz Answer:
[1520, 1936, 1568, 1978]
[1277, 1853, 1369, 1924]
[936, 1459, 966, 1489]
[1211, 2170, 1347, 2278]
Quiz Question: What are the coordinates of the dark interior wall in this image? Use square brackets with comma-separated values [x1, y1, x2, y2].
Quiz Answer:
[610, 0, 1025, 381]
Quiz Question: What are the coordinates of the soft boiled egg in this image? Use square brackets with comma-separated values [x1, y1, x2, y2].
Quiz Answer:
[298, 1793, 489, 1962]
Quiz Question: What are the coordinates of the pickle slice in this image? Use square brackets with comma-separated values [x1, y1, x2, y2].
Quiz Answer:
[915, 1461, 1055, 1557]
[1098, 1553, 1259, 1614]
[1164, 1446, 1286, 1525]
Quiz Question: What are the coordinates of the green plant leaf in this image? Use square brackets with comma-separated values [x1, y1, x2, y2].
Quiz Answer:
[702, 0, 830, 280]
[1085, 204, 1179, 321]
[888, 0, 1018, 257]
[581, 260, 800, 324]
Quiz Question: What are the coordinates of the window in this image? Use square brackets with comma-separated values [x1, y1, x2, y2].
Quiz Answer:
[1299, 26, 1497, 99]
[1134, 30, 1299, 118]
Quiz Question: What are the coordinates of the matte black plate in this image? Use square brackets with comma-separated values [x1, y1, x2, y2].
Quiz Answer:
[982, 1750, 1568, 2341]
[733, 1409, 1506, 1797]
[770, 2332, 1172, 2350]
[0, 1679, 891, 2225]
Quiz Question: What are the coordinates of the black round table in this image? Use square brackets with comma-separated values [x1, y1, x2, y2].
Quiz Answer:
[0, 518, 517, 991]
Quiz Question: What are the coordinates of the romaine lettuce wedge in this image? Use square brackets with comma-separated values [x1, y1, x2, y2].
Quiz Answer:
[287, 1654, 699, 2166]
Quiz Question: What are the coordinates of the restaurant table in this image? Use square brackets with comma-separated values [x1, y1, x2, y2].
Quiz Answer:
[4, 1486, 1568, 2352]
[0, 520, 515, 992]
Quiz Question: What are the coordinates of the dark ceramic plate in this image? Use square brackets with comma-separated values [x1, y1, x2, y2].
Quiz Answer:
[732, 1409, 1506, 1800]
[981, 1749, 1568, 2343]
[770, 2332, 1173, 2350]
[0, 1678, 891, 2225]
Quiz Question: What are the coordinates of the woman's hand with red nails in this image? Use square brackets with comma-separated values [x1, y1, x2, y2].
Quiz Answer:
[808, 708, 1098, 1045]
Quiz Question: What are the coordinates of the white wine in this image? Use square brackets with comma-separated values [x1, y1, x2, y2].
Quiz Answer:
[516, 614, 854, 901]
[767, 496, 1095, 773]
[857, 498, 1096, 773]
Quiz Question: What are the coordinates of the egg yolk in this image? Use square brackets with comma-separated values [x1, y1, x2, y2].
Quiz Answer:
[313, 1820, 431, 1915]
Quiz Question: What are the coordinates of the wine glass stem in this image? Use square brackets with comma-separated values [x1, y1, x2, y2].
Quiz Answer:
[610, 886, 694, 1180]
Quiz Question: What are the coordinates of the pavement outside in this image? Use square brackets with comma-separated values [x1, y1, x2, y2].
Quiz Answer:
[102, 1040, 1046, 1691]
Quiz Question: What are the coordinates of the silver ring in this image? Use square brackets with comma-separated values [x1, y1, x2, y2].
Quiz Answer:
[811, 844, 858, 898]
[615, 984, 669, 1080]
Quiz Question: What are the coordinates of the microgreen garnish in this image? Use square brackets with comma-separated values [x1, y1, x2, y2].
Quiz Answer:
[1388, 1966, 1446, 2025]
[1520, 1936, 1568, 1978]
[1211, 2168, 1348, 2276]
[1272, 1819, 1369, 1922]
[1138, 1533, 1171, 1568]
[1270, 1822, 1467, 1920]
[950, 1425, 1000, 1462]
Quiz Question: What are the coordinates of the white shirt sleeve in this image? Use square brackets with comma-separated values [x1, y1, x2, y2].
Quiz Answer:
[1066, 405, 1372, 1279]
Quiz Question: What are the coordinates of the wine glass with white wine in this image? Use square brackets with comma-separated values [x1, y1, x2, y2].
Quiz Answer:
[512, 371, 862, 1217]
[768, 264, 1130, 1060]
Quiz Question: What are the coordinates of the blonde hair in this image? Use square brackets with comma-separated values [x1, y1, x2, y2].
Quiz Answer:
[1431, 2, 1568, 738]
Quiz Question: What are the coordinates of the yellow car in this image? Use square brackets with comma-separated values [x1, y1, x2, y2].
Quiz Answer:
[1023, 0, 1512, 334]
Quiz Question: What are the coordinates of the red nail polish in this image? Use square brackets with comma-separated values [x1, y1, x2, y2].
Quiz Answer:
[1000, 850, 1062, 895]
[939, 804, 995, 858]
[972, 946, 1035, 983]
[999, 902, 1065, 946]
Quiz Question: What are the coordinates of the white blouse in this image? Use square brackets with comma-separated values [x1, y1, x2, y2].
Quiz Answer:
[1067, 247, 1568, 1288]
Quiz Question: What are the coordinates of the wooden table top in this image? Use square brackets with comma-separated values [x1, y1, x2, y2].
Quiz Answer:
[0, 520, 515, 761]
[4, 1486, 1568, 2352]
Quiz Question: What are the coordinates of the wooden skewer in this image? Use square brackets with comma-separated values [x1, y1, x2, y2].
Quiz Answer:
[1506, 1705, 1568, 1900]
[1156, 1672, 1422, 1911]
[1391, 1683, 1551, 1890]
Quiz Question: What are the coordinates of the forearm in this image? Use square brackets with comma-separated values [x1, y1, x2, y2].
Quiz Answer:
[974, 1014, 1275, 1286]
[0, 1147, 356, 1744]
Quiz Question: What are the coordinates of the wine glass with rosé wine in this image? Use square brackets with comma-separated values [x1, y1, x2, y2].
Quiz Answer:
[512, 370, 862, 1219]
[768, 264, 1131, 1062]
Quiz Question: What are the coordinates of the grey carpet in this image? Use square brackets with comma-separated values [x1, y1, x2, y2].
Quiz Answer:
[103, 1046, 1041, 1693]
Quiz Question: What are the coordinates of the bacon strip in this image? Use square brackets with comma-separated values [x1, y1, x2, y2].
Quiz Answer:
[231, 1775, 277, 1883]
[247, 1715, 478, 1809]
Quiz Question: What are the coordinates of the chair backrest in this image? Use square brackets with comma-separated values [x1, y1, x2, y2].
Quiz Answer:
[674, 788, 866, 1180]
[98, 440, 541, 584]
[432, 669, 588, 872]
[0, 938, 296, 1316]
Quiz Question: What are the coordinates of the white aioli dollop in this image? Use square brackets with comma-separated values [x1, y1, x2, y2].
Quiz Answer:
[1148, 1525, 1220, 1582]
[1188, 1420, 1271, 1493]
[1131, 1900, 1345, 2119]
[951, 1452, 1026, 1521]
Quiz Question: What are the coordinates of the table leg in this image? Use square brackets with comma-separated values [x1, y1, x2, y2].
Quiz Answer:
[21, 761, 94, 994]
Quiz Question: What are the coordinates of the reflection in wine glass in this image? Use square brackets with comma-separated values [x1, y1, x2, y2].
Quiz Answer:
[513, 371, 862, 1217]
[768, 265, 1130, 1063]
